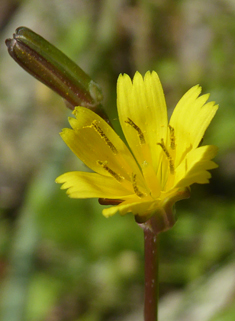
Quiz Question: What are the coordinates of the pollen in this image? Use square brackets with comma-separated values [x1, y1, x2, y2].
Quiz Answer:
[169, 125, 175, 150]
[131, 173, 145, 198]
[158, 139, 175, 174]
[86, 120, 118, 154]
[97, 160, 124, 182]
[125, 118, 145, 144]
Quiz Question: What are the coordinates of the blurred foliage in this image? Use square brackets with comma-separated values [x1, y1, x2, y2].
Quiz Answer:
[1, 0, 235, 320]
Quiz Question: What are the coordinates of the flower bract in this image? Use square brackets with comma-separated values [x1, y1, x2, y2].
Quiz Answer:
[56, 71, 218, 228]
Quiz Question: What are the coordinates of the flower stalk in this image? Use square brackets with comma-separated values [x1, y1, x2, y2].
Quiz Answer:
[143, 224, 159, 321]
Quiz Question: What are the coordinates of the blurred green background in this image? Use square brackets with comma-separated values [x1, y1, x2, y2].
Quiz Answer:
[1, 0, 235, 320]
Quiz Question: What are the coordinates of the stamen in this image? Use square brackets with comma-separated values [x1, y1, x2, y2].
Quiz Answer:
[97, 160, 124, 182]
[125, 118, 145, 144]
[158, 139, 170, 157]
[158, 139, 175, 174]
[131, 173, 145, 198]
[169, 125, 175, 150]
[169, 159, 175, 174]
[85, 120, 118, 154]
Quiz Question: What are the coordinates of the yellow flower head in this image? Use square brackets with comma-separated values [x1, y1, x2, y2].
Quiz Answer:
[56, 71, 218, 230]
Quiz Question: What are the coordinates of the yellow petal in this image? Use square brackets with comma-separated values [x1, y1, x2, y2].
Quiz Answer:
[169, 85, 218, 167]
[173, 145, 218, 188]
[102, 197, 159, 218]
[56, 171, 134, 199]
[60, 107, 145, 191]
[117, 71, 168, 172]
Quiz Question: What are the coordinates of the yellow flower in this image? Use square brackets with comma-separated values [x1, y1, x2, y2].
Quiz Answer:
[56, 71, 218, 229]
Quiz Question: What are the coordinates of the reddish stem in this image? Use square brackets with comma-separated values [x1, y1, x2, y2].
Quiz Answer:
[144, 227, 159, 321]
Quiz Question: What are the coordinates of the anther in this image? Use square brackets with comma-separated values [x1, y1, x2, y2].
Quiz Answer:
[169, 160, 175, 174]
[85, 121, 118, 154]
[132, 173, 145, 198]
[125, 118, 145, 144]
[97, 160, 124, 182]
[158, 139, 170, 157]
[157, 139, 175, 174]
[169, 125, 175, 150]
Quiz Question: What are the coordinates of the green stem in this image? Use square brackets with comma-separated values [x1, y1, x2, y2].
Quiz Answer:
[143, 226, 159, 321]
